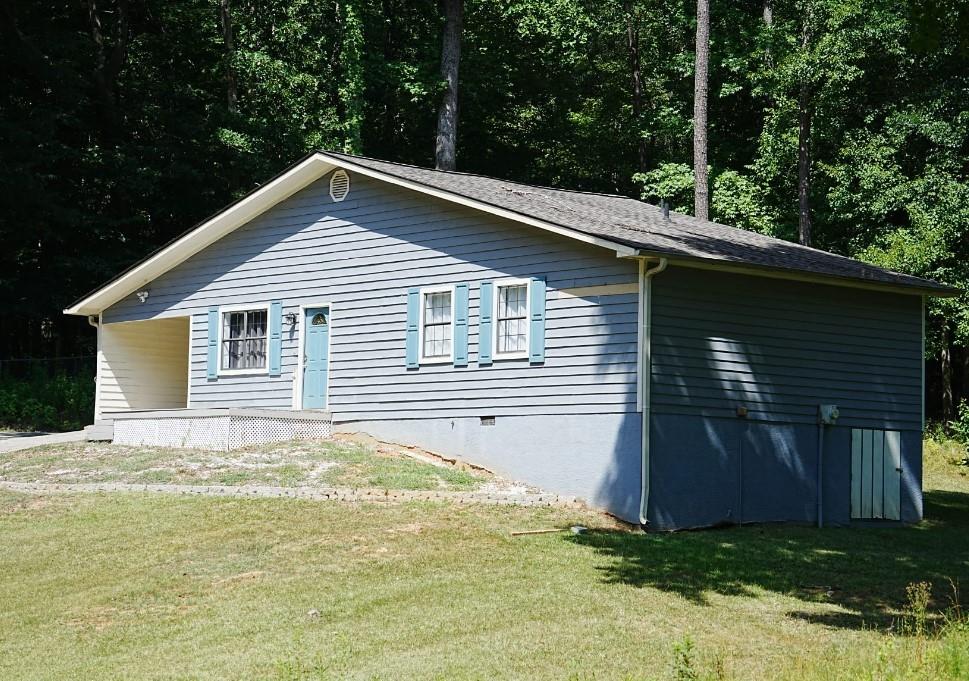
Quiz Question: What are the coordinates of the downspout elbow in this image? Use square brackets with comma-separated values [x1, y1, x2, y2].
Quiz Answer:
[87, 315, 100, 328]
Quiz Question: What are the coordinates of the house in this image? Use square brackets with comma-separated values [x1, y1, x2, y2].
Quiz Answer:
[65, 151, 956, 529]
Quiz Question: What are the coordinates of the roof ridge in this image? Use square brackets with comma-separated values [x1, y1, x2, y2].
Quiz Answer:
[318, 149, 642, 202]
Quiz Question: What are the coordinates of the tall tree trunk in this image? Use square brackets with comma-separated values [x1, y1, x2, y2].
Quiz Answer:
[942, 325, 955, 422]
[693, 0, 710, 220]
[435, 0, 463, 171]
[83, 0, 130, 137]
[625, 1, 647, 174]
[218, 0, 238, 114]
[762, 0, 773, 66]
[797, 11, 813, 246]
[335, 0, 364, 153]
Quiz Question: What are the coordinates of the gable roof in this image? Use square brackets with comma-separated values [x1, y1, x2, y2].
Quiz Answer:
[65, 150, 957, 316]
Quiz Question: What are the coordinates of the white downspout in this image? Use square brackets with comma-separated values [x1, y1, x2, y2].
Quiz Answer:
[639, 257, 668, 526]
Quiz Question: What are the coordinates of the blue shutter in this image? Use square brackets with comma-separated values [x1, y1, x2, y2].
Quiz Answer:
[454, 283, 469, 367]
[529, 277, 547, 364]
[207, 307, 219, 379]
[268, 301, 282, 377]
[478, 282, 493, 366]
[406, 288, 420, 369]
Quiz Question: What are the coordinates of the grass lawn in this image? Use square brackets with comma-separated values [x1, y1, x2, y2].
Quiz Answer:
[0, 440, 967, 680]
[0, 437, 487, 491]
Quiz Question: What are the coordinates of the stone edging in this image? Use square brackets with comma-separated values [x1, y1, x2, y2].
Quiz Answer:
[0, 481, 583, 509]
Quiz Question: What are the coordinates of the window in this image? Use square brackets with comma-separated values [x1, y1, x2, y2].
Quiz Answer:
[221, 307, 268, 371]
[495, 280, 530, 358]
[420, 287, 454, 362]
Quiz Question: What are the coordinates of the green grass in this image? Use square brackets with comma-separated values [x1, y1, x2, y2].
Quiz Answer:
[0, 441, 967, 680]
[0, 438, 486, 491]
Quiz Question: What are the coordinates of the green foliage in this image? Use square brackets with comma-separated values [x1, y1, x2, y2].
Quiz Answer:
[634, 163, 694, 212]
[0, 0, 966, 414]
[947, 402, 969, 449]
[711, 170, 778, 236]
[0, 373, 94, 432]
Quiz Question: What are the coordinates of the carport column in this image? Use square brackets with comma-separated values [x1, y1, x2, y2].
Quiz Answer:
[637, 257, 668, 526]
[89, 313, 102, 422]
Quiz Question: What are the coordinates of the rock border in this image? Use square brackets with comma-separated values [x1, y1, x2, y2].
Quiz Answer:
[0, 481, 583, 509]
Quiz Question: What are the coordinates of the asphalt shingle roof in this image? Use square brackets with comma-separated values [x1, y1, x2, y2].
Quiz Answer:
[325, 151, 955, 295]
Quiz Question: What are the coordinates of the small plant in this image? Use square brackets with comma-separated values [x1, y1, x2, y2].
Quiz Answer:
[905, 581, 932, 663]
[670, 636, 699, 681]
[948, 402, 969, 461]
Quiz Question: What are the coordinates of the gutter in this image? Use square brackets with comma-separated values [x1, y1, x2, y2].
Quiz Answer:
[635, 256, 668, 526]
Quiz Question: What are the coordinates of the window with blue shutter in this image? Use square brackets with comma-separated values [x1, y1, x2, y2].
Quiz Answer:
[478, 282, 493, 366]
[454, 283, 469, 367]
[405, 288, 420, 369]
[528, 276, 546, 363]
[268, 301, 282, 376]
[207, 307, 219, 379]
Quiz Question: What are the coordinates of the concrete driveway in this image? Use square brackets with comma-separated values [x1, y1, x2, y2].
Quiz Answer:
[0, 431, 87, 454]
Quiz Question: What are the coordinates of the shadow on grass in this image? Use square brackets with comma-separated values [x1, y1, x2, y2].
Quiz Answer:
[567, 489, 969, 631]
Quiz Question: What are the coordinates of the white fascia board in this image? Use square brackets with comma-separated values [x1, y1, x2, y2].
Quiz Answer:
[65, 152, 638, 317]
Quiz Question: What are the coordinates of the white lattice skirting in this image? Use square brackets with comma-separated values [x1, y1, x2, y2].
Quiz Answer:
[110, 409, 332, 450]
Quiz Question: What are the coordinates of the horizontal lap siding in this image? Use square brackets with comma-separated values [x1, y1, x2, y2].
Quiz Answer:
[651, 268, 922, 430]
[104, 173, 640, 419]
[99, 317, 189, 413]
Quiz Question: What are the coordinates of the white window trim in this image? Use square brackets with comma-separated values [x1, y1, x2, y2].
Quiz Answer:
[217, 302, 271, 376]
[492, 278, 531, 361]
[418, 285, 456, 365]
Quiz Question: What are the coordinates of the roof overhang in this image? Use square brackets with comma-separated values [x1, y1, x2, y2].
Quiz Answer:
[630, 250, 960, 298]
[66, 151, 957, 316]
[65, 152, 638, 316]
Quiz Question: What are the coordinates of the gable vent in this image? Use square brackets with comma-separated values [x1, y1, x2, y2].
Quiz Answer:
[329, 169, 350, 202]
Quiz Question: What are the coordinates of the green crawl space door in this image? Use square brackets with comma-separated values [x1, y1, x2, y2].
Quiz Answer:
[301, 307, 330, 409]
[850, 429, 901, 521]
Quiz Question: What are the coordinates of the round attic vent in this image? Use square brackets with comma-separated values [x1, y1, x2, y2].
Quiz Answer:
[330, 169, 350, 202]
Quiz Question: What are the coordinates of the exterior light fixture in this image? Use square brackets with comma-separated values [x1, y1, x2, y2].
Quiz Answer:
[136, 289, 150, 303]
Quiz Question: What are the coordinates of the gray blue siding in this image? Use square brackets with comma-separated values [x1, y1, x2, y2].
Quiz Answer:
[646, 268, 923, 529]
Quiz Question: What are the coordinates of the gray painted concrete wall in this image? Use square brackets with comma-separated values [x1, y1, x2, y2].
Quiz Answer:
[645, 268, 923, 529]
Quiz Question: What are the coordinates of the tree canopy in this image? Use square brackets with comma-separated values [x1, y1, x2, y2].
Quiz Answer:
[1, 0, 967, 415]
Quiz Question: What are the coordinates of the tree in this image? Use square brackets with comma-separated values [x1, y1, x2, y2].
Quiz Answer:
[217, 0, 238, 115]
[796, 1, 814, 246]
[435, 0, 463, 170]
[693, 0, 710, 219]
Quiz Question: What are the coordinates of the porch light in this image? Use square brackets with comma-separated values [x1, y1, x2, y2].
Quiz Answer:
[285, 312, 298, 326]
[136, 289, 150, 303]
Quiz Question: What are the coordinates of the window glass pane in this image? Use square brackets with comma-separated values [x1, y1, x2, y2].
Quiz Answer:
[247, 310, 267, 337]
[499, 285, 527, 319]
[222, 308, 268, 369]
[222, 340, 243, 369]
[496, 284, 528, 354]
[246, 338, 267, 368]
[225, 312, 245, 340]
[422, 291, 452, 358]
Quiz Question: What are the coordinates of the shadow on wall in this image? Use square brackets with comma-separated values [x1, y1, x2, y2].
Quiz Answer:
[566, 489, 969, 631]
[594, 263, 921, 529]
